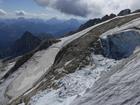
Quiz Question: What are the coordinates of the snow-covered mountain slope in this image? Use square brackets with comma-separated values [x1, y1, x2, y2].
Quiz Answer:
[29, 15, 140, 105]
[1, 13, 140, 105]
[7, 20, 97, 99]
[70, 16, 140, 105]
[72, 49, 140, 105]
[71, 36, 140, 105]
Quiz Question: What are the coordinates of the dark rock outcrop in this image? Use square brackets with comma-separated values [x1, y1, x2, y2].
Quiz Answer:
[78, 14, 116, 31]
[101, 14, 116, 21]
[118, 9, 131, 16]
[133, 9, 140, 13]
[79, 18, 102, 31]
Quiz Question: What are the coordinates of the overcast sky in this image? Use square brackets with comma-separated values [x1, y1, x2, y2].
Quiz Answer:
[0, 0, 139, 20]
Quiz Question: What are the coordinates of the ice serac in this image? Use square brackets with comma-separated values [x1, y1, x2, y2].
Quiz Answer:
[100, 30, 140, 59]
[71, 47, 140, 105]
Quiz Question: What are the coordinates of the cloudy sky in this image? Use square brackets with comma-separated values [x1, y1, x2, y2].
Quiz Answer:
[0, 0, 139, 19]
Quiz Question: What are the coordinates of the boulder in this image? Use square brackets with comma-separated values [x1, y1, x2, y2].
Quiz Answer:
[118, 9, 131, 16]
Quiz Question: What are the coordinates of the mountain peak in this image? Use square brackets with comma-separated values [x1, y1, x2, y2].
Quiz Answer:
[22, 31, 32, 36]
[21, 31, 38, 40]
[11, 32, 41, 57]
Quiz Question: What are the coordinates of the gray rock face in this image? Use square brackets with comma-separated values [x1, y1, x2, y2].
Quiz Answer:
[118, 9, 131, 16]
[133, 9, 140, 13]
[100, 30, 140, 59]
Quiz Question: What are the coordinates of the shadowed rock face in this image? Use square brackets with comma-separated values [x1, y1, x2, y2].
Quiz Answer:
[118, 9, 131, 16]
[100, 30, 140, 60]
[11, 31, 41, 57]
[133, 9, 140, 13]
[78, 14, 116, 31]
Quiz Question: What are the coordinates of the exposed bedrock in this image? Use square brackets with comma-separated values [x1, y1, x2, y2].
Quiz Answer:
[100, 30, 140, 60]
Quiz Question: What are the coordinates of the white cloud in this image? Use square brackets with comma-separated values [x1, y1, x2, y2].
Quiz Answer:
[98, 0, 140, 14]
[0, 9, 7, 16]
[15, 10, 26, 16]
[34, 0, 140, 18]
[34, 0, 92, 17]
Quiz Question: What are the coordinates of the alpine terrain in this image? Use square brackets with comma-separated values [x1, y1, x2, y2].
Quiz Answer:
[1, 12, 140, 105]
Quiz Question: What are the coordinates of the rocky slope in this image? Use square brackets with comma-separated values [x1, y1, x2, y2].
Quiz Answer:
[78, 9, 140, 32]
[0, 13, 140, 105]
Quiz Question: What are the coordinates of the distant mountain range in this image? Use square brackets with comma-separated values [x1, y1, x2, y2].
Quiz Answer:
[0, 32, 40, 58]
[0, 17, 84, 59]
[0, 17, 83, 45]
[0, 17, 83, 36]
